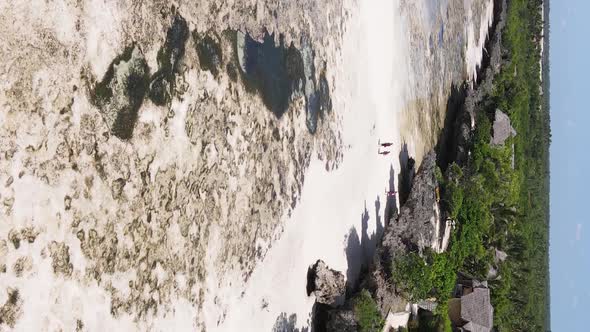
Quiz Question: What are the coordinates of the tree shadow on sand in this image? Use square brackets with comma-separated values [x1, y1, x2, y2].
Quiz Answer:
[344, 226, 362, 294]
[375, 196, 384, 240]
[397, 142, 415, 207]
[344, 162, 400, 294]
[385, 163, 400, 227]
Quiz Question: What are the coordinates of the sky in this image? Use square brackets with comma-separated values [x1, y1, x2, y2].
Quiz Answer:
[549, 0, 590, 331]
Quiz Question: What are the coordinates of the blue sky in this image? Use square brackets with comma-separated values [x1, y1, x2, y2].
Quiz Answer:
[550, 0, 590, 331]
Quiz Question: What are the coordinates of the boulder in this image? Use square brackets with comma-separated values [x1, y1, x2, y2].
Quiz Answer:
[366, 152, 442, 314]
[148, 14, 189, 106]
[195, 34, 223, 77]
[382, 152, 441, 255]
[325, 309, 359, 332]
[90, 45, 150, 140]
[307, 260, 346, 307]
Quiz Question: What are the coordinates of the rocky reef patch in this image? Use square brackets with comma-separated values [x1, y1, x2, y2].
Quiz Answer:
[235, 31, 332, 134]
[90, 45, 150, 140]
[148, 13, 190, 106]
[0, 1, 345, 329]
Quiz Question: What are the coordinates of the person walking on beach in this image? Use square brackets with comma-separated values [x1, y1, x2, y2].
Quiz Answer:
[378, 139, 393, 156]
[378, 139, 393, 148]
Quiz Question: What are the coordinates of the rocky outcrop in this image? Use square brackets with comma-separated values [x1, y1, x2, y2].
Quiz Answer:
[307, 260, 346, 307]
[0, 288, 22, 328]
[195, 33, 223, 78]
[235, 31, 332, 134]
[312, 152, 443, 330]
[438, 0, 508, 169]
[325, 309, 359, 332]
[366, 152, 442, 315]
[148, 13, 190, 106]
[494, 248, 508, 263]
[49, 242, 73, 277]
[89, 45, 150, 140]
[383, 152, 441, 255]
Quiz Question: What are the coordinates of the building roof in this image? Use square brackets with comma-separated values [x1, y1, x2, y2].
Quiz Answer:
[460, 287, 494, 332]
[491, 109, 517, 146]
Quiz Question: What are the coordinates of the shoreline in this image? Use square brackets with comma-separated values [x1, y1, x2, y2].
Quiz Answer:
[212, 0, 499, 331]
[210, 0, 409, 329]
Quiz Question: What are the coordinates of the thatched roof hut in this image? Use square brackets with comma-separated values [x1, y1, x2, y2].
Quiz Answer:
[449, 279, 494, 332]
[491, 109, 516, 146]
[459, 288, 493, 332]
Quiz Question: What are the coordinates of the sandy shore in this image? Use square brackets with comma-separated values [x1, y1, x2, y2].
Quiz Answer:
[210, 0, 411, 330]
[0, 0, 494, 330]
[209, 0, 495, 330]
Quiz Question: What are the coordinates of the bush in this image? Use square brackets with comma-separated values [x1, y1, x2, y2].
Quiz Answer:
[442, 163, 464, 220]
[353, 289, 384, 332]
[391, 253, 432, 300]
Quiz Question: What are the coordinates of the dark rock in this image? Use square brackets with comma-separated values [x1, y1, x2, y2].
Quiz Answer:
[366, 152, 442, 314]
[385, 152, 440, 254]
[148, 14, 189, 106]
[304, 80, 325, 134]
[235, 30, 332, 134]
[195, 34, 223, 77]
[90, 45, 150, 140]
[64, 195, 72, 210]
[318, 74, 332, 114]
[236, 31, 303, 118]
[307, 260, 346, 307]
[272, 312, 308, 332]
[111, 178, 126, 199]
[285, 46, 305, 82]
[148, 71, 171, 106]
[49, 242, 73, 277]
[163, 14, 190, 70]
[310, 302, 330, 332]
[455, 119, 472, 165]
[398, 143, 416, 206]
[0, 288, 22, 328]
[8, 230, 20, 249]
[325, 309, 359, 332]
[226, 62, 238, 82]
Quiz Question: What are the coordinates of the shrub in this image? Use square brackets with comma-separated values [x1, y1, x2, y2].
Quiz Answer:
[391, 253, 432, 300]
[353, 289, 384, 332]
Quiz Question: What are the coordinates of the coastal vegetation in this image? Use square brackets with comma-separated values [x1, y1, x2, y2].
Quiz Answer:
[353, 290, 385, 332]
[389, 0, 550, 330]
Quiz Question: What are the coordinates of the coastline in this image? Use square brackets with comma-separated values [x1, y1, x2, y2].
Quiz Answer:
[210, 0, 409, 329]
[212, 0, 498, 330]
[0, 0, 501, 330]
